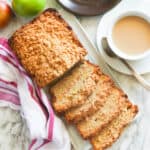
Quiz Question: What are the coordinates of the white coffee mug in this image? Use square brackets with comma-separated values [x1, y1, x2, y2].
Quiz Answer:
[107, 11, 150, 60]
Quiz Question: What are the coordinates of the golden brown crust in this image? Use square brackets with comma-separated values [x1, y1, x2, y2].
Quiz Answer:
[90, 99, 138, 150]
[9, 8, 87, 87]
[50, 60, 102, 113]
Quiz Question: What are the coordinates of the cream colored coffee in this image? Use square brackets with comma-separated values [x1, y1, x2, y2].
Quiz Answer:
[112, 16, 150, 55]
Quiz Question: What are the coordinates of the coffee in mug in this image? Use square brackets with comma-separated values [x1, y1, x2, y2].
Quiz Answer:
[107, 11, 150, 60]
[112, 16, 150, 55]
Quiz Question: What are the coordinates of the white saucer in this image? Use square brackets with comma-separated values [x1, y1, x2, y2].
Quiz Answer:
[97, 0, 150, 75]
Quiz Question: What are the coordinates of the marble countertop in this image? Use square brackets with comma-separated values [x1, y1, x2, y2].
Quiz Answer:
[0, 0, 150, 150]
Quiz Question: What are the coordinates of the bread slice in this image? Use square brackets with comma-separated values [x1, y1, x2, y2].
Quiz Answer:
[76, 88, 124, 139]
[50, 61, 102, 113]
[8, 8, 87, 87]
[90, 98, 138, 150]
[65, 74, 113, 123]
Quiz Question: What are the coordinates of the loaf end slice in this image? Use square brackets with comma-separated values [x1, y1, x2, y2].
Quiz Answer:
[9, 8, 87, 87]
[90, 98, 138, 150]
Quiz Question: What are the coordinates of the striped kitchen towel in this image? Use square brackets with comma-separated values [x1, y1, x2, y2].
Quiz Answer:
[0, 38, 70, 150]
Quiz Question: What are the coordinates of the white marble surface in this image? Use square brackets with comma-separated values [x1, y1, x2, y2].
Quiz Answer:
[0, 0, 150, 150]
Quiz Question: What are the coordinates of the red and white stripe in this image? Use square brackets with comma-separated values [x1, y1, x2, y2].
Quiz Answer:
[0, 38, 54, 150]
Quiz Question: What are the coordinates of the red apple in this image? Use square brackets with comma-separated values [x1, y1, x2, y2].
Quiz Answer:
[0, 1, 12, 29]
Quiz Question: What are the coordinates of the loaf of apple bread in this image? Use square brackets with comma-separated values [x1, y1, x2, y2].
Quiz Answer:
[9, 8, 87, 87]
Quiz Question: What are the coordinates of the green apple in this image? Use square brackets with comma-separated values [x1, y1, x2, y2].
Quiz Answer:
[12, 0, 46, 17]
